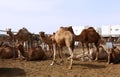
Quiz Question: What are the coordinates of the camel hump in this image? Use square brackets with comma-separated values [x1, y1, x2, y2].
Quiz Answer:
[60, 26, 74, 34]
[88, 27, 96, 32]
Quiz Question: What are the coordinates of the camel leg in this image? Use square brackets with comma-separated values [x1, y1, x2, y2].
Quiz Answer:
[50, 46, 53, 58]
[81, 43, 85, 56]
[58, 47, 64, 65]
[67, 47, 73, 70]
[81, 43, 85, 61]
[95, 43, 99, 61]
[86, 43, 89, 54]
[107, 49, 112, 64]
[50, 44, 56, 65]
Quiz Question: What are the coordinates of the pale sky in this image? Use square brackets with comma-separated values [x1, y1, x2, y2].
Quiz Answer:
[0, 0, 120, 34]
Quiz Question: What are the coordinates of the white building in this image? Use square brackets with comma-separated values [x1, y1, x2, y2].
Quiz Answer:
[72, 25, 120, 37]
[101, 24, 120, 37]
[72, 26, 84, 35]
[72, 26, 101, 35]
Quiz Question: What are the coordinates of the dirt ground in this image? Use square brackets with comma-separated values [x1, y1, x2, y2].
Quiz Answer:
[0, 47, 120, 77]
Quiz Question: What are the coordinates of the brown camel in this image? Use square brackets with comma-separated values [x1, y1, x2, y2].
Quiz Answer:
[6, 27, 33, 50]
[27, 46, 46, 61]
[50, 26, 74, 69]
[0, 41, 18, 59]
[110, 47, 120, 64]
[15, 42, 46, 61]
[80, 27, 101, 60]
[39, 32, 53, 57]
[64, 26, 101, 61]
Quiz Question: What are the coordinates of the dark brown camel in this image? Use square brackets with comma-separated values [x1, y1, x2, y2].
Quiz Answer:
[71, 26, 101, 61]
[6, 27, 33, 50]
[50, 26, 74, 69]
[27, 46, 46, 61]
[108, 47, 120, 64]
[0, 41, 18, 59]
[15, 42, 46, 61]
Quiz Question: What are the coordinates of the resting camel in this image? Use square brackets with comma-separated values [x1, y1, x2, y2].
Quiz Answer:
[39, 32, 53, 57]
[50, 26, 74, 69]
[92, 45, 120, 64]
[0, 41, 18, 59]
[91, 46, 108, 60]
[15, 41, 46, 61]
[27, 46, 46, 61]
[108, 46, 120, 64]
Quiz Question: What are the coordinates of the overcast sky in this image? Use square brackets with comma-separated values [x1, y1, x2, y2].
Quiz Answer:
[0, 0, 120, 34]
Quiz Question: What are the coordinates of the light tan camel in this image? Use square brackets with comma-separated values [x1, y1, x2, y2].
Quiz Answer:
[50, 26, 74, 69]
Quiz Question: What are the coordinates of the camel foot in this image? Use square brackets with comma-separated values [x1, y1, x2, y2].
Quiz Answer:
[95, 58, 98, 61]
[60, 60, 64, 65]
[50, 62, 54, 66]
[67, 57, 71, 61]
[68, 66, 72, 70]
[50, 61, 56, 66]
[107, 62, 110, 64]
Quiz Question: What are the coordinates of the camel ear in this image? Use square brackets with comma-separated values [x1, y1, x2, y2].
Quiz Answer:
[6, 28, 11, 31]
[6, 28, 9, 31]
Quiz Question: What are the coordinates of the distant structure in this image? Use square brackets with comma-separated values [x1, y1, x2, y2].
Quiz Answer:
[72, 25, 120, 37]
[72, 25, 101, 35]
[101, 24, 120, 37]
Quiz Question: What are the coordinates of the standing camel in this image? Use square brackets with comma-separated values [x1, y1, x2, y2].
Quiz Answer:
[50, 26, 75, 69]
[39, 32, 53, 57]
[75, 27, 101, 60]
[64, 26, 101, 61]
[6, 27, 33, 50]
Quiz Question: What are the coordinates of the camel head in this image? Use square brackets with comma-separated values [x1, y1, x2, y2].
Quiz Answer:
[39, 32, 45, 37]
[6, 28, 11, 32]
[6, 28, 12, 34]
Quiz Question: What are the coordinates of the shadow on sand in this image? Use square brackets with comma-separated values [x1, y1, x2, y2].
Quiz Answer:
[79, 63, 106, 69]
[0, 67, 26, 77]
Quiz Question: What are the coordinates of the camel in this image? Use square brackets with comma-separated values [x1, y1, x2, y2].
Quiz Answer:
[0, 41, 18, 59]
[27, 46, 46, 61]
[50, 26, 75, 69]
[68, 26, 101, 61]
[108, 46, 120, 64]
[91, 46, 120, 64]
[15, 42, 46, 61]
[39, 32, 53, 57]
[91, 46, 108, 60]
[6, 27, 33, 50]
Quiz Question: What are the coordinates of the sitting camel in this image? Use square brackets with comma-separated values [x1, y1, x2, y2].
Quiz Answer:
[50, 26, 75, 69]
[76, 45, 120, 64]
[27, 46, 47, 61]
[15, 41, 46, 61]
[75, 46, 107, 61]
[108, 46, 120, 64]
[0, 41, 18, 59]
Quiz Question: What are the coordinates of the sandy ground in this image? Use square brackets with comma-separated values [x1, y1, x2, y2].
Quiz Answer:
[0, 47, 120, 77]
